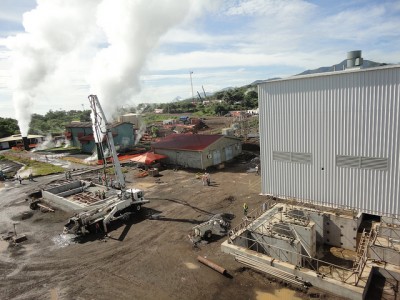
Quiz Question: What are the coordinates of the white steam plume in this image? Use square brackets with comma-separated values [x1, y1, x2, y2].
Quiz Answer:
[8, 0, 207, 136]
[7, 0, 98, 136]
[90, 0, 192, 119]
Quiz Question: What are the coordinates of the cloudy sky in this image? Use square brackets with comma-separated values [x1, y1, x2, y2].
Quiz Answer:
[0, 0, 400, 123]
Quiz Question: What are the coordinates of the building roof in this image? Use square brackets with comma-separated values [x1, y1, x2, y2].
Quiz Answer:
[0, 134, 44, 143]
[122, 113, 140, 116]
[65, 122, 92, 128]
[152, 134, 228, 151]
[258, 64, 400, 85]
[65, 121, 132, 129]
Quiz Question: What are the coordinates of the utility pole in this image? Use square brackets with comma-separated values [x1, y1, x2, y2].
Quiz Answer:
[190, 71, 194, 103]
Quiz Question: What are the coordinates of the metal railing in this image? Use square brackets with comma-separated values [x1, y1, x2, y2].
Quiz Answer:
[376, 225, 400, 247]
[228, 201, 276, 241]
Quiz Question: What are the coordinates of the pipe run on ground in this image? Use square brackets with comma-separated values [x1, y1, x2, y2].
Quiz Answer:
[197, 256, 227, 275]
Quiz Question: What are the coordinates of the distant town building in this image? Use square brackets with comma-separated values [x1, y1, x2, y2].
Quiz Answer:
[154, 109, 164, 114]
[65, 121, 134, 154]
[258, 64, 400, 218]
[151, 134, 242, 169]
[230, 111, 248, 117]
[162, 119, 176, 125]
[246, 108, 259, 115]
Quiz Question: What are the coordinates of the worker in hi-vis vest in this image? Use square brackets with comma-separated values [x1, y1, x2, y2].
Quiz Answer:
[243, 203, 249, 216]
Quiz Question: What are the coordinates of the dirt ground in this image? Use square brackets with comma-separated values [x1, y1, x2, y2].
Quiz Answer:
[0, 152, 343, 300]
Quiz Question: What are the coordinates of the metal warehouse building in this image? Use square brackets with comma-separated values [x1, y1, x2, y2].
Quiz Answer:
[258, 64, 400, 218]
[65, 121, 135, 154]
[151, 134, 242, 169]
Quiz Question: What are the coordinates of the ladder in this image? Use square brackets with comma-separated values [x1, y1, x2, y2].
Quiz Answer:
[353, 229, 372, 286]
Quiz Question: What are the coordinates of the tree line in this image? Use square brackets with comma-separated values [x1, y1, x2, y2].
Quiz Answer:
[134, 85, 258, 115]
[0, 110, 91, 138]
[0, 85, 258, 138]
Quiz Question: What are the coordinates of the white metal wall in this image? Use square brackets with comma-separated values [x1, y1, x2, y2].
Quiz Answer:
[258, 65, 400, 217]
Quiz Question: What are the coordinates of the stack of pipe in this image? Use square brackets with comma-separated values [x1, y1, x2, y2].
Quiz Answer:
[235, 255, 307, 287]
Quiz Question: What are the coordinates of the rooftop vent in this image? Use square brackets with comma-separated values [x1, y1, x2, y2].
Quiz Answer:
[346, 50, 363, 69]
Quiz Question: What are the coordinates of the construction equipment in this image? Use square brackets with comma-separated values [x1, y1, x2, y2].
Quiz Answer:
[63, 95, 149, 235]
[189, 213, 233, 244]
[64, 188, 147, 235]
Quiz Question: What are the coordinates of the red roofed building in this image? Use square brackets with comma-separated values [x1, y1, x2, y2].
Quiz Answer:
[151, 134, 242, 169]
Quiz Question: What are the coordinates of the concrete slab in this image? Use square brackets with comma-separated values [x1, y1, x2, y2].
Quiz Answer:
[221, 241, 366, 300]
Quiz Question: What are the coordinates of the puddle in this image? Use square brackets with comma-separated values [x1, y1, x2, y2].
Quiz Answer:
[50, 288, 59, 300]
[51, 234, 75, 248]
[0, 240, 9, 252]
[256, 289, 303, 300]
[184, 262, 199, 269]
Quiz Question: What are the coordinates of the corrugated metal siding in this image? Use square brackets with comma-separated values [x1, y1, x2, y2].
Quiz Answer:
[154, 149, 202, 168]
[259, 66, 400, 217]
[113, 123, 134, 150]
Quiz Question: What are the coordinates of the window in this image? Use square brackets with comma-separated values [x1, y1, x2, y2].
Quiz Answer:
[272, 151, 312, 164]
[336, 155, 388, 171]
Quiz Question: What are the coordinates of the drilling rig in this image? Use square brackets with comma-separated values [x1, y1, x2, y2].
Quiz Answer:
[63, 95, 149, 235]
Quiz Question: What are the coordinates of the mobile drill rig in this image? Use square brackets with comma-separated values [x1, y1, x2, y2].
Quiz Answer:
[63, 95, 149, 235]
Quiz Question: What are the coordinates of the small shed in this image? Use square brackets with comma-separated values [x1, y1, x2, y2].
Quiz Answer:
[0, 134, 44, 150]
[151, 134, 242, 169]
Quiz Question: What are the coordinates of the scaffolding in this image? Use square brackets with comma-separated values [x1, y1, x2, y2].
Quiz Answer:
[228, 204, 376, 287]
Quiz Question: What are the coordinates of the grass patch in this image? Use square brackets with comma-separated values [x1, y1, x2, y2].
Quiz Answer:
[104, 166, 128, 175]
[143, 114, 178, 124]
[61, 156, 96, 166]
[3, 152, 65, 176]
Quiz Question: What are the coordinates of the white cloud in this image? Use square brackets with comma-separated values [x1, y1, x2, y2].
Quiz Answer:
[225, 0, 316, 18]
[0, 11, 22, 24]
[159, 28, 235, 48]
[150, 50, 338, 71]
[316, 4, 400, 41]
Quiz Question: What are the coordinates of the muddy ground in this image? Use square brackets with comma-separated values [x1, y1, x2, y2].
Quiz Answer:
[0, 151, 344, 300]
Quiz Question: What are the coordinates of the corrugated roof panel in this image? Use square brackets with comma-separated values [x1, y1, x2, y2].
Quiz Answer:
[152, 134, 225, 151]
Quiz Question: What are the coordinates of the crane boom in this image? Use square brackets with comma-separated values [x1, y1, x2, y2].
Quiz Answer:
[63, 95, 149, 235]
[88, 95, 125, 189]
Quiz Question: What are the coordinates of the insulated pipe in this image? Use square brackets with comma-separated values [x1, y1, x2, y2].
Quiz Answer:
[197, 256, 227, 275]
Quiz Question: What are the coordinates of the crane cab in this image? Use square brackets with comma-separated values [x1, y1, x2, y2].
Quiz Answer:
[118, 188, 144, 202]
